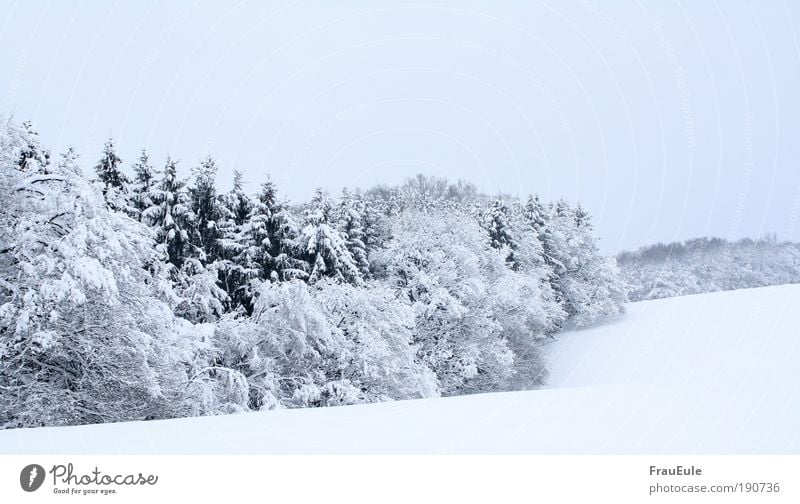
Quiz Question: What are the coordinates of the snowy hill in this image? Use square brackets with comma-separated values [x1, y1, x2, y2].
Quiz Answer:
[3, 284, 799, 454]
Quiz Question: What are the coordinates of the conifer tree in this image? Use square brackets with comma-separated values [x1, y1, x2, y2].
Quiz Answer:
[57, 146, 81, 175]
[15, 120, 50, 172]
[336, 188, 370, 277]
[522, 194, 548, 235]
[360, 191, 386, 255]
[228, 170, 252, 226]
[298, 188, 362, 285]
[543, 199, 626, 325]
[244, 176, 305, 282]
[216, 170, 257, 311]
[143, 158, 197, 270]
[483, 198, 517, 268]
[189, 156, 223, 263]
[94, 138, 132, 214]
[130, 149, 158, 222]
[522, 194, 563, 306]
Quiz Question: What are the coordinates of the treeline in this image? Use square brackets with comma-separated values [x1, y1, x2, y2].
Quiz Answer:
[0, 118, 626, 428]
[618, 236, 800, 301]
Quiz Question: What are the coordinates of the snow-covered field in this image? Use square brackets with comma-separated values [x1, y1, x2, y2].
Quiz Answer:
[2, 284, 799, 454]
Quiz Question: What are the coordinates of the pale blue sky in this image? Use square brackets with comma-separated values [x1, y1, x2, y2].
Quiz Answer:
[2, 0, 800, 253]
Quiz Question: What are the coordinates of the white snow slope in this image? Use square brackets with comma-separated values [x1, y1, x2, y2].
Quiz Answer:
[2, 284, 799, 454]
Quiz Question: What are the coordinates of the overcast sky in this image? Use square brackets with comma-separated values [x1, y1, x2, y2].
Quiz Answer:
[2, 0, 800, 254]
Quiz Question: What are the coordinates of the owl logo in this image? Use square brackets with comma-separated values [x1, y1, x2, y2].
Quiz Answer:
[20, 464, 45, 492]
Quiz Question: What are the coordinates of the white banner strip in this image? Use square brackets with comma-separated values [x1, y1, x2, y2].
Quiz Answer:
[1, 455, 797, 503]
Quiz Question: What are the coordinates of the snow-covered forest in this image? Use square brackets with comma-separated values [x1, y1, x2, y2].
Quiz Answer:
[0, 117, 626, 429]
[618, 237, 800, 302]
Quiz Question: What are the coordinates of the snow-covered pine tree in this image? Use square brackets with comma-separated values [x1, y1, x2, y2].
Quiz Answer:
[174, 257, 227, 323]
[482, 197, 517, 268]
[138, 157, 227, 321]
[545, 199, 626, 326]
[94, 137, 133, 216]
[215, 170, 257, 311]
[570, 206, 627, 324]
[189, 156, 223, 263]
[508, 200, 566, 335]
[521, 194, 564, 314]
[243, 176, 306, 283]
[130, 149, 159, 222]
[57, 146, 81, 175]
[298, 188, 362, 285]
[15, 120, 51, 172]
[335, 188, 370, 277]
[167, 156, 230, 321]
[226, 170, 252, 227]
[522, 194, 547, 235]
[216, 172, 303, 310]
[95, 138, 126, 187]
[142, 157, 198, 270]
[359, 191, 384, 252]
[542, 199, 582, 317]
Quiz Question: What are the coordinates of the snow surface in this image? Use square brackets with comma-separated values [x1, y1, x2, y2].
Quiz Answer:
[2, 285, 799, 454]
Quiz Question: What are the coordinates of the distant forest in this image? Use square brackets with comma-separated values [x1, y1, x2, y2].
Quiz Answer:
[618, 236, 800, 301]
